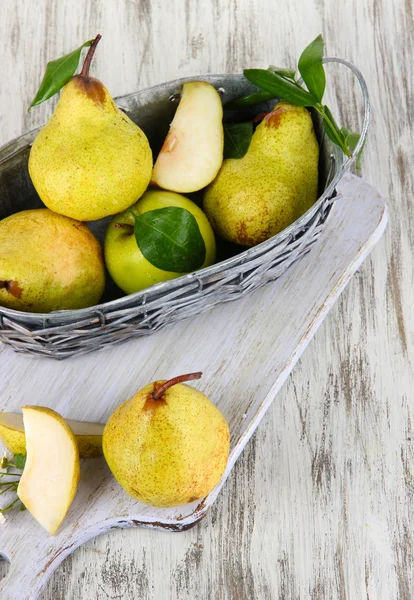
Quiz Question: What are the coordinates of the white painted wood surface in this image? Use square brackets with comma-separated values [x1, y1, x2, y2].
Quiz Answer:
[0, 174, 387, 600]
[0, 1, 411, 598]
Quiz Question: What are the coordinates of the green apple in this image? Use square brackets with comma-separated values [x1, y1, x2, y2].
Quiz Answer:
[105, 190, 216, 294]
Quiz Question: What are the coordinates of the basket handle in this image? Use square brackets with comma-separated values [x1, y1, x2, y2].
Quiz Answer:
[322, 57, 370, 171]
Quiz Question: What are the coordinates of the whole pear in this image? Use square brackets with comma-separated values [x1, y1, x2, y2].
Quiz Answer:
[29, 35, 152, 221]
[103, 373, 230, 508]
[204, 102, 319, 246]
[0, 209, 105, 312]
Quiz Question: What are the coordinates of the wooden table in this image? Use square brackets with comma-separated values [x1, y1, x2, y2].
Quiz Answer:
[0, 1, 411, 598]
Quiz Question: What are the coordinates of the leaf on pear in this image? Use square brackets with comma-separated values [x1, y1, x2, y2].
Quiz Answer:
[29, 39, 94, 109]
[267, 66, 297, 81]
[243, 69, 317, 107]
[322, 105, 350, 155]
[342, 128, 364, 168]
[298, 34, 326, 102]
[223, 122, 253, 159]
[134, 207, 206, 273]
[225, 90, 276, 110]
[234, 35, 366, 161]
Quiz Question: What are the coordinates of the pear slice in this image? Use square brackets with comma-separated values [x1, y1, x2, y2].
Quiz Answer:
[0, 412, 104, 457]
[17, 406, 80, 535]
[151, 81, 224, 193]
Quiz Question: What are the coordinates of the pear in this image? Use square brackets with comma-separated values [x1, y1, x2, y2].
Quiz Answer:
[29, 35, 152, 221]
[103, 373, 230, 507]
[151, 81, 224, 193]
[17, 406, 80, 535]
[0, 412, 104, 457]
[204, 102, 319, 246]
[105, 189, 216, 294]
[0, 209, 105, 313]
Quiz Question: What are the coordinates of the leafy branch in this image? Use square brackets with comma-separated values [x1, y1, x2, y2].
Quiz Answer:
[29, 38, 95, 109]
[0, 453, 26, 518]
[226, 35, 364, 166]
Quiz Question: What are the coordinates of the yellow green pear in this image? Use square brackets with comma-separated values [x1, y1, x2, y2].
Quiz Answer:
[151, 81, 224, 192]
[0, 412, 104, 457]
[17, 406, 80, 535]
[103, 373, 230, 507]
[29, 35, 152, 221]
[105, 190, 216, 294]
[204, 102, 319, 246]
[0, 209, 105, 313]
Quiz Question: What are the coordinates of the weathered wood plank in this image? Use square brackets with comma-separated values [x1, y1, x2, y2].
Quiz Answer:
[0, 0, 412, 598]
[0, 174, 387, 599]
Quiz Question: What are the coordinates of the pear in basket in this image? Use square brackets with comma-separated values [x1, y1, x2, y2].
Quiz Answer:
[28, 35, 152, 221]
[204, 102, 319, 246]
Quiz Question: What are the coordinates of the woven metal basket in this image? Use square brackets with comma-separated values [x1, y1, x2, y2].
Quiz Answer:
[0, 58, 369, 359]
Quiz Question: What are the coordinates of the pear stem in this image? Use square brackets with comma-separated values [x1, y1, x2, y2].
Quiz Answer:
[151, 372, 203, 400]
[0, 280, 22, 298]
[80, 34, 102, 78]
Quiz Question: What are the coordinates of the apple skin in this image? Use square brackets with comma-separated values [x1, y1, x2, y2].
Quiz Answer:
[105, 190, 216, 294]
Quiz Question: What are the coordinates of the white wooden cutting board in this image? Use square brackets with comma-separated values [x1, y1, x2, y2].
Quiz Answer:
[0, 173, 387, 600]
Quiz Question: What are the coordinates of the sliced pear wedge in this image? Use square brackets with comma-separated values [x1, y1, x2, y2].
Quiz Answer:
[0, 412, 104, 457]
[17, 406, 80, 535]
[151, 81, 224, 193]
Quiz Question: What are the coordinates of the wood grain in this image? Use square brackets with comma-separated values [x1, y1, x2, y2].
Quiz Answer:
[0, 0, 412, 598]
[0, 174, 387, 600]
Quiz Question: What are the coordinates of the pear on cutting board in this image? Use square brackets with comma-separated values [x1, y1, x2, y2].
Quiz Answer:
[17, 406, 80, 535]
[103, 373, 230, 508]
[151, 81, 224, 193]
[0, 209, 105, 313]
[0, 412, 104, 457]
[29, 35, 152, 221]
[204, 102, 319, 246]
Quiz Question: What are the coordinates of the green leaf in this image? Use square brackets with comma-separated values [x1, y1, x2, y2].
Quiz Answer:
[134, 207, 206, 273]
[234, 34, 366, 159]
[343, 130, 360, 151]
[225, 90, 275, 110]
[268, 66, 296, 81]
[342, 129, 364, 168]
[29, 39, 94, 109]
[14, 454, 26, 470]
[243, 69, 317, 107]
[223, 122, 253, 159]
[298, 34, 326, 102]
[321, 105, 350, 155]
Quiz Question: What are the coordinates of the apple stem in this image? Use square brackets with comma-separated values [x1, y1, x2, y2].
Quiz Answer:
[151, 372, 203, 400]
[0, 280, 22, 298]
[113, 223, 134, 231]
[80, 34, 102, 78]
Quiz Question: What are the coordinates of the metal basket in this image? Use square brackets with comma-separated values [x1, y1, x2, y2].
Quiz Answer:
[0, 58, 369, 359]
